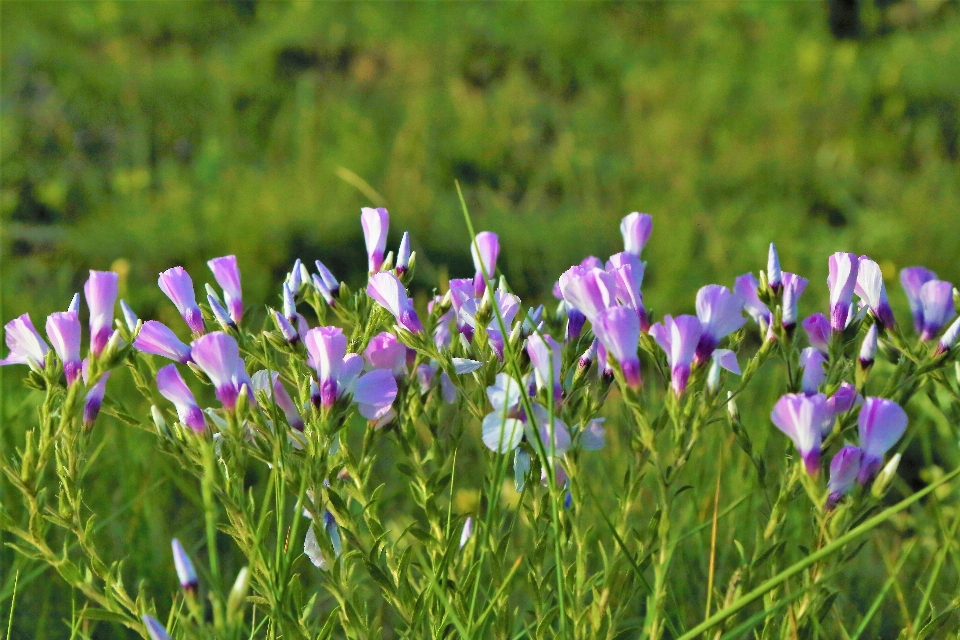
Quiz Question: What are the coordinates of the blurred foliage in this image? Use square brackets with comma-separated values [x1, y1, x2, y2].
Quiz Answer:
[1, 2, 960, 636]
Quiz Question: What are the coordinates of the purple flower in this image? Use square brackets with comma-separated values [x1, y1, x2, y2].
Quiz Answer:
[351, 368, 398, 421]
[0, 313, 50, 368]
[650, 314, 702, 396]
[159, 267, 205, 335]
[857, 397, 907, 483]
[694, 285, 745, 363]
[900, 266, 938, 333]
[767, 243, 782, 291]
[134, 321, 192, 364]
[46, 311, 82, 385]
[828, 253, 859, 333]
[207, 255, 243, 325]
[770, 393, 831, 475]
[919, 280, 956, 341]
[799, 347, 827, 395]
[367, 272, 424, 334]
[471, 231, 500, 296]
[734, 273, 772, 329]
[781, 273, 808, 328]
[607, 252, 649, 330]
[314, 260, 340, 297]
[859, 324, 877, 366]
[190, 332, 248, 410]
[156, 364, 206, 432]
[802, 314, 831, 355]
[142, 615, 172, 640]
[592, 306, 641, 389]
[361, 206, 390, 273]
[287, 258, 305, 293]
[304, 327, 348, 408]
[827, 445, 863, 507]
[120, 300, 139, 332]
[937, 316, 960, 356]
[207, 293, 235, 331]
[251, 370, 304, 431]
[707, 349, 741, 394]
[854, 258, 895, 329]
[364, 332, 408, 377]
[578, 338, 598, 373]
[558, 266, 617, 322]
[171, 538, 198, 592]
[82, 362, 110, 428]
[827, 381, 862, 420]
[620, 212, 653, 256]
[396, 232, 412, 277]
[527, 333, 564, 398]
[84, 270, 119, 356]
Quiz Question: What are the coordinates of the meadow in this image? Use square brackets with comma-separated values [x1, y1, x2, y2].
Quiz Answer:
[2, 2, 960, 638]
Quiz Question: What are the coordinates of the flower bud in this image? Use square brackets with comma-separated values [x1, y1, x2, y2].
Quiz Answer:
[227, 566, 250, 622]
[171, 538, 198, 593]
[871, 454, 901, 499]
[727, 391, 740, 423]
[151, 405, 168, 435]
[459, 516, 473, 549]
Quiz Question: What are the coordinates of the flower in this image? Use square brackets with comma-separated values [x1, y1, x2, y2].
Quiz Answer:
[827, 445, 863, 507]
[350, 366, 398, 421]
[82, 361, 110, 428]
[207, 255, 243, 325]
[68, 293, 80, 315]
[361, 206, 390, 273]
[558, 266, 617, 322]
[578, 418, 606, 450]
[707, 348, 740, 394]
[1, 313, 50, 368]
[734, 273, 771, 327]
[156, 364, 206, 432]
[207, 292, 235, 331]
[481, 373, 570, 455]
[591, 306, 641, 389]
[189, 332, 249, 410]
[171, 538, 198, 592]
[859, 324, 877, 366]
[471, 231, 500, 296]
[694, 285, 745, 363]
[159, 267, 205, 335]
[367, 272, 424, 334]
[650, 314, 702, 396]
[396, 231, 412, 276]
[770, 393, 832, 475]
[853, 258, 895, 329]
[918, 280, 956, 341]
[304, 510, 342, 571]
[120, 300, 139, 332]
[46, 311, 82, 385]
[827, 253, 859, 332]
[133, 321, 192, 364]
[937, 316, 960, 356]
[900, 266, 937, 333]
[620, 212, 653, 256]
[251, 370, 304, 431]
[799, 347, 826, 395]
[767, 243, 782, 291]
[84, 270, 119, 356]
[314, 260, 341, 297]
[304, 327, 348, 408]
[526, 333, 563, 398]
[781, 273, 808, 328]
[857, 397, 908, 483]
[364, 332, 408, 377]
[142, 615, 172, 640]
[607, 252, 649, 330]
[826, 382, 862, 420]
[802, 314, 831, 355]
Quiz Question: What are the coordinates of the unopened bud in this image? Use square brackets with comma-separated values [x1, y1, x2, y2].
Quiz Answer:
[707, 360, 721, 395]
[727, 391, 740, 422]
[767, 243, 782, 291]
[227, 566, 250, 621]
[151, 406, 168, 434]
[859, 324, 877, 367]
[396, 232, 411, 276]
[871, 454, 901, 498]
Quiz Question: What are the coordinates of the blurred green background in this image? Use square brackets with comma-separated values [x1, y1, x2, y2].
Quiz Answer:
[2, 1, 960, 637]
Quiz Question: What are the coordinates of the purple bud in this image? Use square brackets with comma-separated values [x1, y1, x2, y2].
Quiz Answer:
[311, 274, 336, 307]
[396, 231, 412, 276]
[0, 313, 50, 367]
[566, 307, 587, 341]
[156, 364, 206, 432]
[827, 445, 863, 507]
[142, 615, 172, 640]
[287, 258, 304, 292]
[900, 266, 938, 334]
[68, 293, 81, 315]
[527, 333, 564, 397]
[650, 314, 702, 396]
[937, 316, 960, 356]
[45, 311, 82, 385]
[82, 368, 110, 428]
[158, 267, 205, 335]
[364, 332, 408, 377]
[314, 260, 340, 296]
[189, 332, 246, 410]
[799, 347, 827, 395]
[859, 324, 877, 366]
[361, 206, 390, 273]
[781, 273, 808, 328]
[592, 307, 641, 389]
[767, 243, 782, 290]
[620, 212, 653, 256]
[120, 299, 139, 333]
[694, 285, 746, 363]
[304, 326, 347, 408]
[857, 397, 907, 483]
[207, 293, 235, 332]
[367, 272, 424, 334]
[578, 338, 598, 372]
[854, 258, 895, 329]
[251, 370, 303, 431]
[84, 270, 119, 356]
[471, 231, 500, 296]
[283, 283, 297, 323]
[827, 253, 859, 333]
[770, 393, 831, 475]
[919, 280, 956, 341]
[134, 321, 192, 363]
[171, 538, 198, 591]
[207, 255, 243, 325]
[802, 314, 831, 355]
[274, 311, 299, 344]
